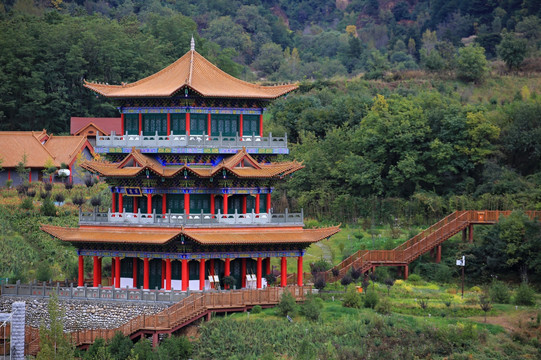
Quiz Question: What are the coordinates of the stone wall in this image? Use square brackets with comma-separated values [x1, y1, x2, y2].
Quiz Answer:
[0, 297, 168, 332]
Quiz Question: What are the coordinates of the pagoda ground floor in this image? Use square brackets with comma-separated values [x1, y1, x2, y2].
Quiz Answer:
[78, 250, 304, 291]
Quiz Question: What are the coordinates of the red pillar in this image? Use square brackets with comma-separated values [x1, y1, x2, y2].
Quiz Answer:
[468, 224, 474, 243]
[111, 192, 116, 213]
[242, 195, 247, 214]
[120, 113, 125, 135]
[69, 165, 73, 183]
[255, 194, 260, 214]
[7, 170, 10, 181]
[186, 113, 190, 136]
[404, 265, 409, 280]
[436, 245, 442, 264]
[167, 113, 171, 135]
[223, 194, 228, 214]
[143, 258, 149, 290]
[138, 113, 142, 135]
[297, 256, 303, 286]
[115, 256, 120, 288]
[162, 194, 167, 214]
[256, 257, 262, 289]
[78, 255, 84, 287]
[239, 114, 243, 138]
[161, 260, 166, 289]
[199, 259, 205, 290]
[118, 194, 123, 213]
[182, 260, 188, 291]
[184, 193, 190, 215]
[132, 258, 138, 288]
[147, 194, 152, 214]
[259, 114, 263, 137]
[207, 113, 211, 137]
[265, 257, 271, 275]
[98, 257, 102, 285]
[93, 256, 99, 287]
[224, 258, 231, 289]
[280, 257, 287, 287]
[28, 171, 31, 183]
[166, 259, 172, 290]
[111, 258, 116, 285]
[209, 259, 215, 276]
[210, 194, 215, 214]
[241, 258, 247, 288]
[133, 197, 138, 214]
[266, 193, 271, 213]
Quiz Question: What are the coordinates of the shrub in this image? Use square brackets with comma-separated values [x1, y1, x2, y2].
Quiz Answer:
[375, 297, 392, 315]
[265, 273, 276, 286]
[277, 291, 297, 316]
[20, 197, 34, 210]
[407, 273, 423, 284]
[90, 196, 102, 208]
[251, 305, 262, 314]
[314, 275, 326, 290]
[84, 175, 94, 188]
[41, 197, 56, 216]
[341, 273, 353, 287]
[222, 276, 235, 289]
[479, 295, 492, 323]
[64, 182, 73, 191]
[331, 268, 339, 277]
[418, 298, 429, 310]
[343, 284, 362, 308]
[470, 286, 482, 293]
[27, 189, 36, 198]
[350, 267, 361, 281]
[43, 182, 53, 192]
[363, 290, 379, 309]
[54, 193, 65, 203]
[108, 331, 133, 360]
[36, 261, 52, 282]
[72, 195, 85, 208]
[16, 184, 28, 196]
[156, 335, 192, 360]
[40, 191, 50, 200]
[6, 179, 13, 188]
[310, 259, 331, 274]
[384, 278, 395, 295]
[301, 296, 323, 321]
[514, 283, 536, 306]
[489, 280, 511, 304]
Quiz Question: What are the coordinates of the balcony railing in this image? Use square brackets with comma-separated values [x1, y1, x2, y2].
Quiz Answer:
[79, 208, 303, 227]
[96, 131, 288, 149]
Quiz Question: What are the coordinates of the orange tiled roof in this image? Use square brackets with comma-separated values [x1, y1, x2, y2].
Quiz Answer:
[0, 131, 57, 167]
[41, 225, 182, 245]
[184, 226, 341, 245]
[84, 50, 298, 99]
[74, 122, 110, 136]
[82, 148, 304, 179]
[40, 224, 340, 245]
[44, 135, 91, 166]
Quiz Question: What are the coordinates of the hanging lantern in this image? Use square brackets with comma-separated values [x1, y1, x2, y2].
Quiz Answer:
[145, 169, 150, 179]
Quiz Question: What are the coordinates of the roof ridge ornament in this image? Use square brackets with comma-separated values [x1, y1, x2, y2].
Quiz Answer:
[188, 36, 195, 85]
[190, 36, 195, 51]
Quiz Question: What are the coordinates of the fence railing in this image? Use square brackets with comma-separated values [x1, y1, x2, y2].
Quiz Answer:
[96, 131, 288, 149]
[326, 210, 541, 281]
[1, 282, 190, 303]
[79, 208, 304, 227]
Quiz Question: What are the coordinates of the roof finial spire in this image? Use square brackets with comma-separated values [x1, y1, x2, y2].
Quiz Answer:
[190, 36, 195, 51]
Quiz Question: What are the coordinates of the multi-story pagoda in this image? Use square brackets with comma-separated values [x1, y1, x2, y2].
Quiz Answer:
[42, 39, 339, 291]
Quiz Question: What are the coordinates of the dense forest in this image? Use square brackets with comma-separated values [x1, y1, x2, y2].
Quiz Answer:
[1, 0, 541, 222]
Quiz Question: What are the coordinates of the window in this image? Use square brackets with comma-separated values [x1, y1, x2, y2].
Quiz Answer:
[167, 194, 184, 213]
[190, 113, 206, 135]
[171, 114, 186, 135]
[125, 114, 139, 135]
[212, 114, 239, 136]
[243, 115, 260, 136]
[190, 194, 210, 213]
[142, 114, 167, 136]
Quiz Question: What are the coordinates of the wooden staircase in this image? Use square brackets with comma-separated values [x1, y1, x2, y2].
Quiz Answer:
[326, 210, 541, 280]
[24, 286, 311, 355]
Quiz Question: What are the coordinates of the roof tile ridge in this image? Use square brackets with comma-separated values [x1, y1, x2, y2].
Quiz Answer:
[194, 51, 297, 91]
[37, 134, 58, 163]
[87, 52, 192, 90]
[188, 49, 194, 85]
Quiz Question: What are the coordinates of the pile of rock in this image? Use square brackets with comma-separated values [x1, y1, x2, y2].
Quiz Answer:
[0, 297, 169, 331]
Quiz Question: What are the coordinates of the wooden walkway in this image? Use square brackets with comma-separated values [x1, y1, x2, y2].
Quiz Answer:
[24, 286, 311, 355]
[326, 210, 541, 280]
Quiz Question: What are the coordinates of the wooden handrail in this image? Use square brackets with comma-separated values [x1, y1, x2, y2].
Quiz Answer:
[327, 210, 541, 281]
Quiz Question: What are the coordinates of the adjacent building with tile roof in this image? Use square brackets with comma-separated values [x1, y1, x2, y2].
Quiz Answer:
[0, 131, 94, 185]
[41, 39, 339, 292]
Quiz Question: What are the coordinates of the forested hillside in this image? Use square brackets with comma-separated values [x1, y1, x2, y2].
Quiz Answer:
[1, 0, 541, 222]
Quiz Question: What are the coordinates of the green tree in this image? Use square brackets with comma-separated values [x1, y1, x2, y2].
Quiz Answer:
[497, 32, 527, 70]
[108, 331, 133, 360]
[254, 42, 284, 76]
[456, 45, 489, 83]
[156, 335, 192, 359]
[37, 293, 74, 359]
